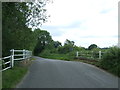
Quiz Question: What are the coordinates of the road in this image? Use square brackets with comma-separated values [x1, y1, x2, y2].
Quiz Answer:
[17, 56, 118, 88]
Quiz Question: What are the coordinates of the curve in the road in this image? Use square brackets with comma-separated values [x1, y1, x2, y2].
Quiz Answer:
[17, 56, 118, 88]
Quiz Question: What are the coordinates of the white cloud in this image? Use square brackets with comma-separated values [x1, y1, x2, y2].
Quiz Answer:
[41, 0, 119, 48]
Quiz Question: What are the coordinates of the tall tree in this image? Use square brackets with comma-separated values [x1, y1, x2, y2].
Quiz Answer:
[88, 44, 98, 50]
[58, 39, 75, 54]
[2, 1, 50, 56]
[26, 0, 51, 29]
[33, 29, 54, 55]
[64, 39, 74, 46]
[53, 41, 62, 48]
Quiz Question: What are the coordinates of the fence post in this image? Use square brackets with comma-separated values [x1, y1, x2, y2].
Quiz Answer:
[26, 50, 28, 58]
[91, 51, 93, 58]
[25, 50, 27, 59]
[76, 51, 79, 57]
[10, 49, 14, 68]
[31, 51, 32, 57]
[23, 49, 25, 59]
[28, 51, 29, 58]
[99, 51, 102, 59]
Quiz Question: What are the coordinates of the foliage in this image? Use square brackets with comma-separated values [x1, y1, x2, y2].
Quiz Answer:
[2, 66, 28, 88]
[2, 2, 50, 56]
[2, 2, 119, 78]
[92, 48, 101, 58]
[39, 49, 51, 56]
[58, 39, 75, 54]
[88, 44, 98, 50]
[99, 46, 120, 77]
[74, 46, 85, 51]
[53, 41, 62, 48]
[26, 0, 51, 29]
[58, 45, 72, 54]
[64, 39, 74, 46]
[33, 29, 54, 55]
[2, 2, 27, 56]
[39, 51, 73, 61]
[39, 43, 120, 77]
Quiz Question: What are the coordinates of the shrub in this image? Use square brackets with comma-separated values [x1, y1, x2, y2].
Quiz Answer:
[39, 49, 50, 57]
[99, 46, 120, 77]
[50, 48, 58, 53]
[58, 45, 74, 54]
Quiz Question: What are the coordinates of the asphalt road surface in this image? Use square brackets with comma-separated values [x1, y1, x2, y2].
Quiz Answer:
[17, 56, 118, 88]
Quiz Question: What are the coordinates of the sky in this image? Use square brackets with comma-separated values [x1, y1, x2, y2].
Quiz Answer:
[41, 0, 119, 48]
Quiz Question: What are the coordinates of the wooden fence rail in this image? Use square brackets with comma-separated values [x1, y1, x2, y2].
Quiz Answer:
[0, 49, 32, 72]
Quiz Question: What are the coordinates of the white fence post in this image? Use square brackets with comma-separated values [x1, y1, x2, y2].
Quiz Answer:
[26, 50, 28, 58]
[23, 49, 25, 59]
[76, 51, 79, 57]
[11, 49, 14, 68]
[91, 51, 93, 58]
[99, 51, 102, 59]
[2, 49, 32, 71]
[25, 50, 26, 59]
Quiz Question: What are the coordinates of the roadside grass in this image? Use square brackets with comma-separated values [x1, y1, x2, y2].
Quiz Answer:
[31, 57, 36, 61]
[39, 53, 72, 61]
[2, 66, 28, 88]
[73, 59, 119, 77]
[2, 57, 34, 88]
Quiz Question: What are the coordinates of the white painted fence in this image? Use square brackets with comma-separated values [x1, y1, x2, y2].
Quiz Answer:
[76, 51, 105, 60]
[1, 49, 32, 71]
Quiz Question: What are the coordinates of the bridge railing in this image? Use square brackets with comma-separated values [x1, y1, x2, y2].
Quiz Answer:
[0, 49, 32, 72]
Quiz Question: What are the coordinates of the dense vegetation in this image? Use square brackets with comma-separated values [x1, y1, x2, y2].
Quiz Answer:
[2, 2, 119, 89]
[2, 1, 52, 88]
[2, 2, 50, 56]
[99, 46, 120, 77]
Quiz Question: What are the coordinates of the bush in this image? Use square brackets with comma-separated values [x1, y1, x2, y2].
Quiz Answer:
[50, 48, 58, 53]
[92, 48, 100, 58]
[99, 46, 120, 77]
[67, 51, 76, 60]
[39, 49, 50, 57]
[58, 45, 74, 54]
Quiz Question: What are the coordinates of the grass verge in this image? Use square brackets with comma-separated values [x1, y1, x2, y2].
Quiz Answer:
[2, 57, 34, 88]
[2, 66, 28, 88]
[39, 53, 73, 61]
[73, 59, 119, 77]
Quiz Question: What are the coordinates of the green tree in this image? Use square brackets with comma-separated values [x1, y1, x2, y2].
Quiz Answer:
[58, 39, 75, 54]
[2, 2, 28, 56]
[2, 2, 49, 56]
[64, 39, 74, 46]
[74, 46, 85, 51]
[33, 29, 54, 55]
[88, 44, 98, 50]
[26, 0, 51, 29]
[53, 41, 62, 48]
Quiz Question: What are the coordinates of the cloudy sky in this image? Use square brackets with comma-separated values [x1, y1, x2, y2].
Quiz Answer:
[41, 0, 119, 48]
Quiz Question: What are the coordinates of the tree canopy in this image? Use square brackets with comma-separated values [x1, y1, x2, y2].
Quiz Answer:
[2, 2, 50, 56]
[88, 44, 98, 50]
[33, 29, 54, 55]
